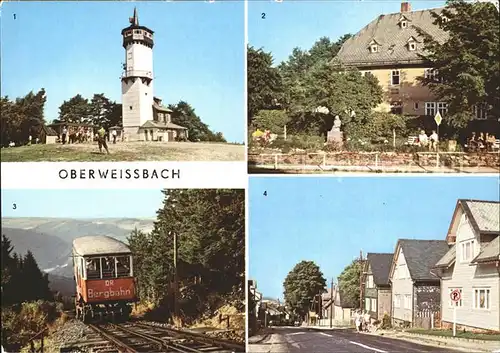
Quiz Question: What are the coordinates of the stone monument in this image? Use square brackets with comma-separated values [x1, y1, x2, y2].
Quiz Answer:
[327, 115, 343, 146]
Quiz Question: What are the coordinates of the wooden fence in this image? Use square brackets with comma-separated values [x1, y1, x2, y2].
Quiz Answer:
[415, 309, 441, 329]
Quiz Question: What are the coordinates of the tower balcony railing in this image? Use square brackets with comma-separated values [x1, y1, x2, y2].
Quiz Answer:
[121, 70, 153, 79]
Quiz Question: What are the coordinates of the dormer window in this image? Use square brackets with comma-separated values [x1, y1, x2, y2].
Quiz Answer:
[398, 15, 411, 29]
[369, 39, 380, 54]
[407, 37, 418, 51]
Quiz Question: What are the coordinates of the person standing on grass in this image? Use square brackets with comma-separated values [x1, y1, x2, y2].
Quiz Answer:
[97, 126, 110, 154]
[62, 126, 68, 144]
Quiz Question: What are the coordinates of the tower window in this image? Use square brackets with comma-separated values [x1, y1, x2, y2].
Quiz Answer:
[401, 21, 407, 28]
[409, 42, 416, 51]
[370, 45, 378, 53]
[129, 106, 133, 110]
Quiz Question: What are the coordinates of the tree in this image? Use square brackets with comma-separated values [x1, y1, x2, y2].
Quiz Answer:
[128, 189, 245, 316]
[338, 260, 362, 309]
[279, 36, 352, 114]
[283, 261, 326, 318]
[247, 46, 283, 121]
[128, 229, 156, 303]
[0, 89, 47, 146]
[58, 94, 90, 124]
[287, 67, 383, 136]
[168, 101, 226, 142]
[416, 0, 500, 127]
[251, 110, 290, 134]
[20, 251, 52, 302]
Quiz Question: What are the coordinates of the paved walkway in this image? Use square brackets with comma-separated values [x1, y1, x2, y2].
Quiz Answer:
[367, 330, 500, 353]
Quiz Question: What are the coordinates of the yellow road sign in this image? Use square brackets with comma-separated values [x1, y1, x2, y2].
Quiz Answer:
[434, 112, 443, 126]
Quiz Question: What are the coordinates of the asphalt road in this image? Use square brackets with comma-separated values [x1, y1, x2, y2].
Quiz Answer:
[248, 327, 459, 353]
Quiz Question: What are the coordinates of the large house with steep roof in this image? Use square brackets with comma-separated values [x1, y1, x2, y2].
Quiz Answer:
[362, 253, 393, 321]
[389, 239, 450, 327]
[432, 199, 500, 332]
[335, 2, 452, 119]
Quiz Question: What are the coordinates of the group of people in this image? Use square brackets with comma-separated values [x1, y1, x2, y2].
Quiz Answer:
[417, 130, 439, 151]
[60, 126, 94, 145]
[467, 132, 497, 152]
[59, 125, 111, 154]
[354, 310, 372, 333]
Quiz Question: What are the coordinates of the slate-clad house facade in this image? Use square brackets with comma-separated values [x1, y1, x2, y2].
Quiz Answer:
[433, 200, 500, 332]
[334, 2, 453, 119]
[389, 239, 450, 327]
[363, 253, 393, 321]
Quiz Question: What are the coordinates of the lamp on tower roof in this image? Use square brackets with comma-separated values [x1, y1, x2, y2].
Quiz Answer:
[129, 7, 139, 26]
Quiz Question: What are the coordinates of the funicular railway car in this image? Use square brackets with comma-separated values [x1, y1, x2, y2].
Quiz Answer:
[72, 235, 138, 323]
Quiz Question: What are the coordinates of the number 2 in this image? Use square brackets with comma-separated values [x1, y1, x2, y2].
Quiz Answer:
[261, 13, 266, 19]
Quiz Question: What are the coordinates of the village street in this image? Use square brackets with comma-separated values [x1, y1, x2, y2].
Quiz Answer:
[248, 327, 460, 353]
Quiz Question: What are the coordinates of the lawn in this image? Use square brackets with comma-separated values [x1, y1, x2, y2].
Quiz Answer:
[407, 328, 500, 341]
[1, 141, 245, 162]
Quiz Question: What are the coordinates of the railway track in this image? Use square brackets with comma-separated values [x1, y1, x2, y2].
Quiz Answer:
[83, 322, 245, 353]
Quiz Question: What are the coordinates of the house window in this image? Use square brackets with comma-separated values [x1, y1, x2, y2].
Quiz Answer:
[391, 102, 403, 115]
[448, 288, 463, 308]
[366, 275, 374, 288]
[129, 106, 133, 110]
[371, 45, 379, 53]
[414, 102, 419, 110]
[371, 298, 377, 311]
[424, 68, 439, 81]
[391, 70, 400, 85]
[425, 102, 436, 116]
[409, 42, 416, 51]
[401, 20, 408, 28]
[365, 299, 370, 311]
[437, 102, 448, 115]
[395, 295, 401, 308]
[460, 240, 475, 262]
[473, 104, 488, 120]
[404, 295, 411, 309]
[473, 288, 490, 309]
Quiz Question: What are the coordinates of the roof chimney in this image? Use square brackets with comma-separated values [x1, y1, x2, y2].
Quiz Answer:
[401, 2, 411, 12]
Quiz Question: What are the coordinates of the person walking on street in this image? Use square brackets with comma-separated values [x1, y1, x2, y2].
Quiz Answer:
[355, 310, 362, 332]
[112, 129, 117, 144]
[97, 127, 110, 154]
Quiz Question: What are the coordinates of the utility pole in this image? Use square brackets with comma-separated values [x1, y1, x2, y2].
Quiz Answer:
[329, 277, 334, 328]
[359, 250, 364, 310]
[173, 232, 179, 317]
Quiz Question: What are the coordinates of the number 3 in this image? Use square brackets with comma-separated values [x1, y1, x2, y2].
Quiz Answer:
[12, 203, 17, 210]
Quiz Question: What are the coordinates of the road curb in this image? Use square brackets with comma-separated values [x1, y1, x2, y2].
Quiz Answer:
[367, 332, 492, 352]
[248, 333, 271, 344]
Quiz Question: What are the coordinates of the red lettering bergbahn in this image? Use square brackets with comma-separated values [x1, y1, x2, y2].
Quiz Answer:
[72, 235, 138, 323]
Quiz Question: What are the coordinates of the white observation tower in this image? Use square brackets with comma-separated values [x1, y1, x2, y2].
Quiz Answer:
[121, 8, 154, 141]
